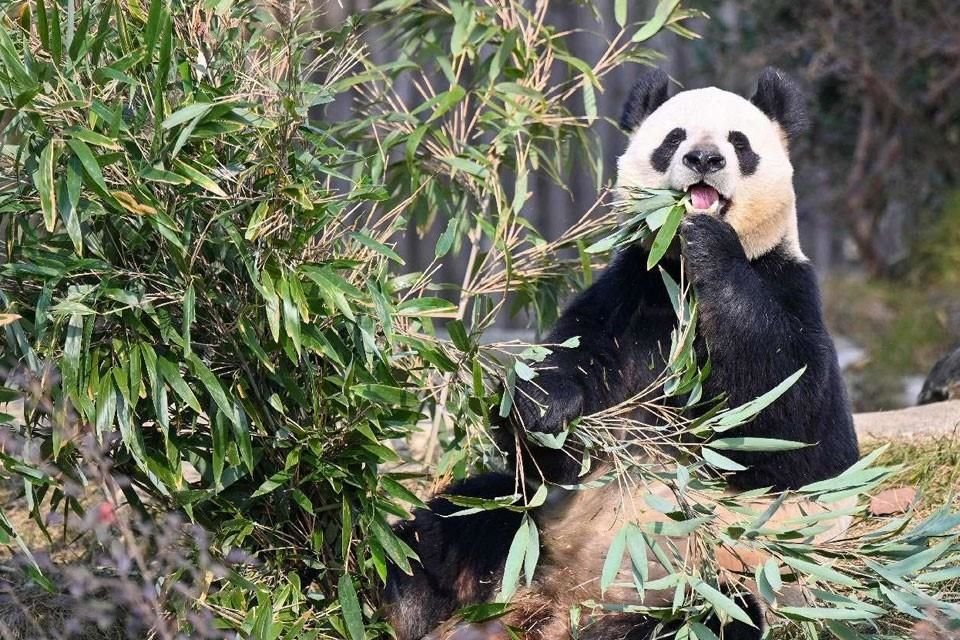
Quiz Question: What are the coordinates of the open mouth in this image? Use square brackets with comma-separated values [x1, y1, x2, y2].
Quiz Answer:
[684, 183, 730, 216]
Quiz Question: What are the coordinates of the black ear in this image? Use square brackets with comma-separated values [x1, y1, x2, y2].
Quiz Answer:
[750, 67, 808, 141]
[620, 68, 670, 133]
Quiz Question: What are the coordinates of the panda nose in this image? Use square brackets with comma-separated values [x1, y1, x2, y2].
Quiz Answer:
[683, 147, 726, 174]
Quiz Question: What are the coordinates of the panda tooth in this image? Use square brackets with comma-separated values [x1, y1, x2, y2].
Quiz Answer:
[683, 200, 720, 215]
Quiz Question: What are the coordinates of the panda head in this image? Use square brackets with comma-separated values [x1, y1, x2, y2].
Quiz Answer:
[616, 67, 808, 260]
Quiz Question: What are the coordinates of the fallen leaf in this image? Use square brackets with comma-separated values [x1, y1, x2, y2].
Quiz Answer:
[870, 486, 917, 516]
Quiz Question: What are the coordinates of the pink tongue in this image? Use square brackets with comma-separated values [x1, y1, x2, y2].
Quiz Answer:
[689, 184, 720, 210]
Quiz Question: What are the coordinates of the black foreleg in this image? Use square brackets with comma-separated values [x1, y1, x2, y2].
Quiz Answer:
[495, 245, 678, 485]
[679, 213, 858, 490]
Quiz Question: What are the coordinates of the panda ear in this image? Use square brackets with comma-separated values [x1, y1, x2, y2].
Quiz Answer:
[750, 67, 808, 141]
[620, 68, 670, 133]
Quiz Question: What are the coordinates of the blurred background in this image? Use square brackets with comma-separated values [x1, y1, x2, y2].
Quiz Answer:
[323, 0, 960, 411]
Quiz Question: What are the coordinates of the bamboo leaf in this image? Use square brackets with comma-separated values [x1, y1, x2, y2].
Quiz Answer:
[66, 138, 109, 196]
[615, 0, 627, 27]
[600, 526, 628, 595]
[633, 0, 681, 42]
[500, 515, 530, 601]
[693, 582, 756, 627]
[647, 204, 683, 269]
[708, 437, 810, 452]
[338, 575, 365, 640]
[35, 139, 59, 232]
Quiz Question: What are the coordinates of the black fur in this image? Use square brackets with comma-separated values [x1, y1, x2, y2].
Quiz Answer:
[620, 68, 671, 132]
[502, 214, 858, 489]
[727, 130, 759, 176]
[383, 474, 523, 640]
[749, 67, 808, 141]
[651, 128, 687, 173]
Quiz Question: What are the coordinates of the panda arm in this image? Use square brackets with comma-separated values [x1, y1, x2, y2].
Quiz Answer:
[681, 214, 858, 488]
[500, 244, 663, 483]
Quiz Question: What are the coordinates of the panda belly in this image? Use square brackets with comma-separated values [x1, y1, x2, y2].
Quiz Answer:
[501, 475, 855, 637]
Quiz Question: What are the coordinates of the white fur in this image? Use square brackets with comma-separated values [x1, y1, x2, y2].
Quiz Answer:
[617, 87, 806, 261]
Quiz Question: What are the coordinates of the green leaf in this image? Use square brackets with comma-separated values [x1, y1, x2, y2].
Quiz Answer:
[584, 233, 621, 255]
[66, 138, 109, 196]
[252, 471, 291, 498]
[279, 276, 302, 356]
[34, 139, 59, 232]
[349, 231, 404, 265]
[778, 606, 878, 621]
[512, 168, 529, 214]
[173, 159, 227, 197]
[523, 517, 540, 587]
[371, 518, 416, 575]
[582, 80, 597, 120]
[762, 557, 782, 594]
[689, 622, 721, 640]
[450, 5, 475, 55]
[615, 0, 627, 27]
[633, 0, 681, 42]
[701, 447, 747, 471]
[187, 353, 253, 472]
[709, 367, 806, 431]
[825, 621, 871, 640]
[212, 412, 227, 489]
[647, 204, 683, 269]
[182, 282, 195, 357]
[447, 320, 470, 351]
[443, 156, 486, 177]
[337, 575, 365, 640]
[58, 158, 83, 253]
[397, 297, 457, 317]
[781, 556, 860, 588]
[68, 127, 121, 150]
[143, 0, 166, 59]
[162, 102, 214, 130]
[352, 384, 418, 407]
[141, 165, 191, 185]
[157, 357, 202, 413]
[708, 437, 810, 452]
[499, 515, 530, 601]
[301, 266, 357, 321]
[435, 217, 458, 258]
[883, 537, 956, 578]
[514, 360, 537, 381]
[600, 526, 628, 595]
[693, 582, 756, 627]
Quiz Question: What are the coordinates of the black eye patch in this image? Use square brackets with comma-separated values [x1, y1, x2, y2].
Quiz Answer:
[650, 127, 686, 173]
[728, 131, 760, 175]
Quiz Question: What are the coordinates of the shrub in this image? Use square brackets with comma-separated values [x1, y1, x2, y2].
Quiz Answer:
[0, 0, 692, 636]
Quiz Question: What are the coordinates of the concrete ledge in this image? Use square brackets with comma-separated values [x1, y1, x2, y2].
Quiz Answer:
[854, 400, 960, 440]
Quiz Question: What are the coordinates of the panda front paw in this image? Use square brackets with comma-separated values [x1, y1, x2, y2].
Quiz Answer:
[679, 214, 746, 283]
[510, 372, 584, 438]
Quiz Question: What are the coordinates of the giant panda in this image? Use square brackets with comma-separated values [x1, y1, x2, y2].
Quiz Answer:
[382, 67, 860, 640]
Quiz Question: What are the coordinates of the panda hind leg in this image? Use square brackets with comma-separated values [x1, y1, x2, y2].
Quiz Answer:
[383, 473, 524, 640]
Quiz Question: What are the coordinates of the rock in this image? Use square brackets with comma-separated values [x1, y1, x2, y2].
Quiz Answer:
[854, 400, 960, 440]
[869, 486, 917, 516]
[919, 345, 960, 405]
